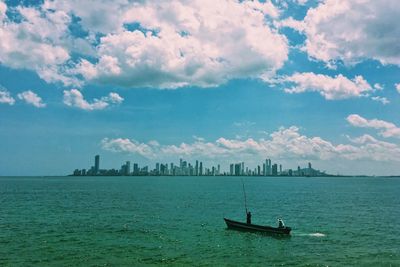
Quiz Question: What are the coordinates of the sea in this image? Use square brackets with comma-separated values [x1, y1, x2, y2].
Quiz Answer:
[0, 176, 399, 266]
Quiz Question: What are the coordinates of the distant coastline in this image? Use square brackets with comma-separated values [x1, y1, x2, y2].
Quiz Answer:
[68, 155, 399, 178]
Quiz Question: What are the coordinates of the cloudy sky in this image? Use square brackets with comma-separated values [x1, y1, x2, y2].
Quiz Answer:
[1, 0, 399, 176]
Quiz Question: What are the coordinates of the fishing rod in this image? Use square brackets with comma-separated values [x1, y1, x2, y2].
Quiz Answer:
[241, 177, 248, 215]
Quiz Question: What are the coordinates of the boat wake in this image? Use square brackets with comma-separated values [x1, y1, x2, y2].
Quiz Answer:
[294, 232, 326, 237]
[308, 232, 326, 237]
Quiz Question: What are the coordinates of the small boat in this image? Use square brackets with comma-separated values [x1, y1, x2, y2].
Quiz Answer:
[224, 218, 292, 235]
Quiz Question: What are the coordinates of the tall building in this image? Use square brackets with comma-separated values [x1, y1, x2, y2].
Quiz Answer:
[230, 164, 234, 175]
[235, 163, 241, 176]
[265, 159, 268, 176]
[265, 158, 272, 175]
[199, 162, 203, 176]
[272, 164, 278, 176]
[94, 155, 100, 175]
[156, 163, 160, 174]
[126, 161, 131, 175]
[195, 160, 199, 176]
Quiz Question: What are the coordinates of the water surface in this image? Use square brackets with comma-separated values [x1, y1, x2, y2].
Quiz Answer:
[0, 176, 399, 266]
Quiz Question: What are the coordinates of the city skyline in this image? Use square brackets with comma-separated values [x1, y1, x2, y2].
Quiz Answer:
[1, 1, 400, 176]
[72, 154, 335, 177]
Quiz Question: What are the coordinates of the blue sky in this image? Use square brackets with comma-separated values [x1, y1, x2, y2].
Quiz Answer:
[0, 0, 399, 175]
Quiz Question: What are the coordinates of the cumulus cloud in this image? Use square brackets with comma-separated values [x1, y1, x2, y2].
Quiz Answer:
[282, 72, 372, 100]
[347, 114, 400, 139]
[0, 3, 77, 85]
[17, 90, 46, 108]
[345, 134, 400, 161]
[0, 1, 6, 21]
[63, 89, 124, 110]
[371, 96, 389, 105]
[281, 0, 400, 66]
[64, 0, 289, 88]
[373, 83, 383, 91]
[101, 126, 400, 162]
[298, 0, 308, 4]
[0, 0, 289, 89]
[396, 83, 400, 93]
[101, 138, 156, 158]
[0, 86, 15, 105]
[43, 0, 129, 34]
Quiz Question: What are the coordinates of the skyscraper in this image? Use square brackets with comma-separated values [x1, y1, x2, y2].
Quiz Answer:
[126, 161, 131, 175]
[272, 164, 278, 176]
[265, 159, 268, 176]
[156, 163, 160, 174]
[235, 163, 241, 176]
[94, 155, 100, 175]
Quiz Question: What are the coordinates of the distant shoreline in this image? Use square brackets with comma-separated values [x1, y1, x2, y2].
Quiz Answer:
[1, 175, 399, 178]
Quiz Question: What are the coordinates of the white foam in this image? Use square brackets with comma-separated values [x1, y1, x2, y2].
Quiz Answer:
[308, 233, 326, 237]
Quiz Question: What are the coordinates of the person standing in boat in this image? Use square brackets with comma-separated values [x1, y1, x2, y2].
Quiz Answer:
[278, 218, 285, 228]
[246, 211, 252, 224]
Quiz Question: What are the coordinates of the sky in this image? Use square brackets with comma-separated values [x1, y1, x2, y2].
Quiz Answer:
[0, 0, 399, 176]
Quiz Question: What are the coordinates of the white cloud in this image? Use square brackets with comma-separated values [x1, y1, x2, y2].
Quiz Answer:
[281, 0, 400, 66]
[43, 0, 130, 34]
[294, 0, 308, 6]
[63, 89, 124, 110]
[17, 90, 46, 108]
[282, 72, 372, 100]
[101, 126, 400, 163]
[0, 0, 290, 89]
[347, 114, 400, 139]
[0, 86, 15, 105]
[0, 4, 74, 84]
[72, 0, 288, 88]
[373, 83, 383, 90]
[0, 1, 6, 21]
[276, 16, 304, 32]
[0, 2, 96, 86]
[101, 138, 156, 158]
[106, 92, 124, 104]
[371, 96, 389, 105]
[344, 134, 400, 161]
[395, 83, 400, 93]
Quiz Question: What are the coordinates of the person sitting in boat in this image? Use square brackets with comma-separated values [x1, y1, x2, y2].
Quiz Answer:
[246, 211, 252, 224]
[278, 218, 285, 228]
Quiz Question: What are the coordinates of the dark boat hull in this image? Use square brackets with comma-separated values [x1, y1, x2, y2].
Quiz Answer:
[224, 218, 291, 235]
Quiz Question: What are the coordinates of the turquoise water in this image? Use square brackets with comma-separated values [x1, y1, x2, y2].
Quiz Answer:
[0, 176, 399, 266]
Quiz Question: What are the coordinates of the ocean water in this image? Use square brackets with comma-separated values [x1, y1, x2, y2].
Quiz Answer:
[0, 176, 399, 266]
